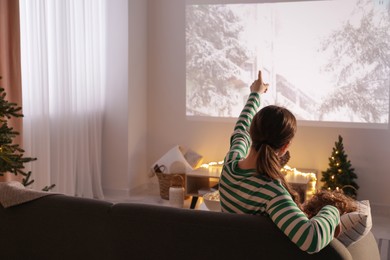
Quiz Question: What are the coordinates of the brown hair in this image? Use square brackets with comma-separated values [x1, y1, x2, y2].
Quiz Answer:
[249, 105, 300, 205]
[303, 190, 357, 218]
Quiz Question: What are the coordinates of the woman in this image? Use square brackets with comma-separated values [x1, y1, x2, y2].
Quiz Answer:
[219, 71, 340, 254]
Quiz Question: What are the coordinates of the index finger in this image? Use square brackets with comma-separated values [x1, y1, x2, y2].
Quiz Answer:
[258, 70, 262, 80]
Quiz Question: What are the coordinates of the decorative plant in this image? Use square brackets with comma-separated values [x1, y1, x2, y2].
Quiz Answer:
[0, 76, 54, 191]
[321, 135, 358, 198]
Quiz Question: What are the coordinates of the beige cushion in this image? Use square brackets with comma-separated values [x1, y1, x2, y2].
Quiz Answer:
[337, 200, 372, 246]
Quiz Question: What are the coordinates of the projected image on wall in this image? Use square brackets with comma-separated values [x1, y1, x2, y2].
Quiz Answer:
[186, 0, 390, 125]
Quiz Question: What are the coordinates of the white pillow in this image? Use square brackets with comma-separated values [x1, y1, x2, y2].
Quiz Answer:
[337, 200, 372, 247]
[151, 145, 194, 174]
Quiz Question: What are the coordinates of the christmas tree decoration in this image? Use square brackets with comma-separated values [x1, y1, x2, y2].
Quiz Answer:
[321, 135, 359, 198]
[0, 77, 54, 191]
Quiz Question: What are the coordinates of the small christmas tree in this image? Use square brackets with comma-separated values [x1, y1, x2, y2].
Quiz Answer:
[0, 77, 54, 191]
[321, 135, 359, 198]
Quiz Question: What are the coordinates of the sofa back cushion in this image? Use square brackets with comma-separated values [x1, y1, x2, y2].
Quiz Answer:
[0, 194, 112, 260]
[106, 203, 350, 260]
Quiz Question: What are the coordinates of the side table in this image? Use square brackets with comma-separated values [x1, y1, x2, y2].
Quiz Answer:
[185, 167, 221, 209]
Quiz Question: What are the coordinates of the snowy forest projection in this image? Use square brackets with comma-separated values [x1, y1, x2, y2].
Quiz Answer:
[186, 0, 390, 125]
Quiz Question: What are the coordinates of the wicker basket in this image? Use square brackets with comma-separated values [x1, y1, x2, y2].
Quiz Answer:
[155, 171, 187, 200]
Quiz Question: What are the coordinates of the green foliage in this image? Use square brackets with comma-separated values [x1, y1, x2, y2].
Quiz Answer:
[321, 135, 359, 198]
[0, 86, 37, 177]
[0, 77, 54, 191]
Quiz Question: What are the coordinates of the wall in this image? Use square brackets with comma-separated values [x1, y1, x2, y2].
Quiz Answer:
[102, 0, 129, 196]
[102, 0, 149, 197]
[128, 0, 148, 190]
[146, 0, 390, 206]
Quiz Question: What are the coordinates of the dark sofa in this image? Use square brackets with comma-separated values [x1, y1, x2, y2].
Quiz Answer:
[0, 194, 380, 260]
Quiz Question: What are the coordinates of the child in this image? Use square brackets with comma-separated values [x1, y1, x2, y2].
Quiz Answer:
[219, 71, 340, 254]
[303, 190, 357, 219]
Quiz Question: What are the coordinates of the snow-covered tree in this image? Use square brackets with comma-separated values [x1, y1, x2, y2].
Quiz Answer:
[186, 5, 252, 117]
[319, 0, 390, 123]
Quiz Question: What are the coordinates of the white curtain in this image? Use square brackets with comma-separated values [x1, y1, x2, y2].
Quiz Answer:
[19, 0, 106, 198]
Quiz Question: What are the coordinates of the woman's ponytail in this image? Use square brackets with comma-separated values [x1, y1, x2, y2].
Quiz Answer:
[255, 144, 301, 207]
[250, 105, 301, 207]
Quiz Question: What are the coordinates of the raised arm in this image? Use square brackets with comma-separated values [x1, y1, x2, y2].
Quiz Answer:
[225, 71, 268, 161]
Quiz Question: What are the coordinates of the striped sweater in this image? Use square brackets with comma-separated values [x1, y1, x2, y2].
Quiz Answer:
[219, 92, 340, 254]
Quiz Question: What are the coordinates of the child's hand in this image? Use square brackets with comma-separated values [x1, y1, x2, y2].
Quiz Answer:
[250, 70, 269, 94]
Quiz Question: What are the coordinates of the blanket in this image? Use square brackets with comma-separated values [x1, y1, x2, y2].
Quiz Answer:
[0, 181, 56, 208]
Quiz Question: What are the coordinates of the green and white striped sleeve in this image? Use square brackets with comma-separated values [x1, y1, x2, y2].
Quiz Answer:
[266, 184, 340, 254]
[226, 92, 260, 162]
